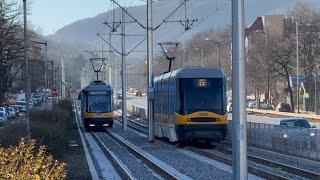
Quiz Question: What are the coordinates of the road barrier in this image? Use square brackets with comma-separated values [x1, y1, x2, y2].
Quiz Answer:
[226, 121, 320, 161]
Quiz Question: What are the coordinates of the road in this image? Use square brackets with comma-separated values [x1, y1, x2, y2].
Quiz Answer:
[125, 93, 320, 128]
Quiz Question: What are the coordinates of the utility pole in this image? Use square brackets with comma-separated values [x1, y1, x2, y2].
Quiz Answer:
[296, 20, 299, 113]
[201, 49, 204, 67]
[231, 0, 247, 179]
[108, 33, 112, 85]
[147, 0, 154, 142]
[316, 58, 319, 114]
[23, 0, 30, 142]
[61, 58, 65, 99]
[44, 42, 48, 91]
[218, 42, 221, 68]
[121, 9, 127, 132]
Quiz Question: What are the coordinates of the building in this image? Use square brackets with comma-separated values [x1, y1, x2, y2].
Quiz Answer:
[245, 15, 285, 52]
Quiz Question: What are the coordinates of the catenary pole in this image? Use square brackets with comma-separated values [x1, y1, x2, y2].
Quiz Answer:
[147, 0, 154, 142]
[23, 0, 30, 143]
[45, 42, 47, 91]
[108, 33, 112, 85]
[296, 19, 299, 113]
[231, 0, 247, 179]
[121, 9, 127, 132]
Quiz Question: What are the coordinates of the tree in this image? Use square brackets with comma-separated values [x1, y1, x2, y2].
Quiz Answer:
[287, 1, 320, 110]
[268, 36, 296, 112]
[0, 0, 42, 104]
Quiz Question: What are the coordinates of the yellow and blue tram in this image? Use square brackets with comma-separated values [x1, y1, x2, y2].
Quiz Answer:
[153, 67, 228, 142]
[79, 81, 114, 130]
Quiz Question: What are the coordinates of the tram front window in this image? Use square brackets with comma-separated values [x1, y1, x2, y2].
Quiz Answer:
[87, 95, 111, 113]
[181, 78, 224, 115]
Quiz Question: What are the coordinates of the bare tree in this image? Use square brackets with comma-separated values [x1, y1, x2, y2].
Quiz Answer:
[0, 0, 42, 104]
[268, 36, 296, 112]
[288, 1, 320, 110]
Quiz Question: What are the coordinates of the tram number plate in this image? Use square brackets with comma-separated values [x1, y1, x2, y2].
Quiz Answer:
[199, 112, 208, 116]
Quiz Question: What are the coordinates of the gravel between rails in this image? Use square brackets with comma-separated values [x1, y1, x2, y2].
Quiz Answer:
[130, 116, 320, 176]
[111, 123, 242, 180]
[247, 145, 320, 174]
[95, 132, 161, 180]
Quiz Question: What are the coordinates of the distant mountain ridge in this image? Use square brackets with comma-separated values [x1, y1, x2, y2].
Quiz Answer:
[48, 0, 320, 58]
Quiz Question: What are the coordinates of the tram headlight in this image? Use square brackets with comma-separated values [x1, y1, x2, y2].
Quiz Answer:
[283, 134, 288, 139]
[310, 132, 315, 137]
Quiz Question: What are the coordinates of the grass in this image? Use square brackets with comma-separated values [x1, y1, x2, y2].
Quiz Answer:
[0, 100, 91, 179]
[29, 100, 91, 179]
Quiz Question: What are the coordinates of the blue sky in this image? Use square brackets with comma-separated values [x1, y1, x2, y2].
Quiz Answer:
[29, 0, 145, 35]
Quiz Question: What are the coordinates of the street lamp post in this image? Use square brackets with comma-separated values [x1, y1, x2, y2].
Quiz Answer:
[293, 17, 300, 113]
[205, 38, 221, 68]
[23, 0, 30, 142]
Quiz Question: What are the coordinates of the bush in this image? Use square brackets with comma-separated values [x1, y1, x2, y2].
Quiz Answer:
[0, 138, 66, 179]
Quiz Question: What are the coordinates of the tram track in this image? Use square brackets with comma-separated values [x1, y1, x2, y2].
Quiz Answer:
[125, 115, 320, 180]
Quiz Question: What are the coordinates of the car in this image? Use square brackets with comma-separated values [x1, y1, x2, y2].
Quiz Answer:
[0, 107, 8, 117]
[276, 103, 291, 112]
[117, 92, 123, 99]
[7, 107, 16, 120]
[0, 111, 6, 126]
[9, 105, 20, 117]
[135, 89, 142, 97]
[276, 117, 316, 129]
[31, 93, 42, 106]
[259, 103, 273, 110]
[227, 103, 232, 113]
[16, 101, 27, 112]
[248, 101, 257, 108]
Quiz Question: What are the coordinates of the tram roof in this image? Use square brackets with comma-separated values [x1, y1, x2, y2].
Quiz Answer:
[82, 81, 113, 91]
[154, 66, 225, 81]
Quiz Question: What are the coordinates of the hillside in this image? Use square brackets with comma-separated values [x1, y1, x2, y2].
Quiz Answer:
[48, 0, 320, 59]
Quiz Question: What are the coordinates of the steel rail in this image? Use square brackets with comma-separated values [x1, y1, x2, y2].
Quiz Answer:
[105, 130, 178, 180]
[124, 115, 320, 179]
[91, 133, 135, 180]
[214, 143, 320, 180]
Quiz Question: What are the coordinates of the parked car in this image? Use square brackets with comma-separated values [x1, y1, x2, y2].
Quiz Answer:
[16, 101, 26, 112]
[259, 103, 273, 110]
[117, 92, 122, 99]
[0, 107, 8, 117]
[31, 93, 42, 106]
[9, 105, 20, 117]
[276, 103, 291, 112]
[135, 89, 142, 97]
[7, 107, 16, 120]
[247, 101, 257, 108]
[227, 103, 232, 113]
[276, 117, 316, 129]
[0, 111, 6, 126]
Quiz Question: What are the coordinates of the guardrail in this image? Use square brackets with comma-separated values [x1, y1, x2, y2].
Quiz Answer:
[226, 121, 320, 161]
[247, 109, 320, 122]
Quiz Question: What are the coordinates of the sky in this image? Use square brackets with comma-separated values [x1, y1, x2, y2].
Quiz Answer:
[28, 0, 145, 36]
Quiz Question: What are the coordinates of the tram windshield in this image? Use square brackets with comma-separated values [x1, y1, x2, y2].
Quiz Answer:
[181, 78, 225, 115]
[87, 94, 111, 113]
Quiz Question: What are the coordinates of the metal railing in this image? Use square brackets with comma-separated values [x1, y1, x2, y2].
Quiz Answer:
[227, 121, 320, 161]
